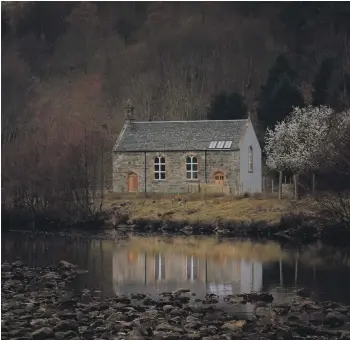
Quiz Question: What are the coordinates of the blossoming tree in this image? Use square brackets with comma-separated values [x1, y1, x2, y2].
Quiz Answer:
[264, 105, 350, 199]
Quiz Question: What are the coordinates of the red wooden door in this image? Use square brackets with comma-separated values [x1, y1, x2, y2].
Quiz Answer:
[214, 172, 224, 185]
[128, 173, 138, 192]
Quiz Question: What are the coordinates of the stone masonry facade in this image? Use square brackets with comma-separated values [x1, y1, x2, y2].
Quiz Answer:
[112, 150, 240, 194]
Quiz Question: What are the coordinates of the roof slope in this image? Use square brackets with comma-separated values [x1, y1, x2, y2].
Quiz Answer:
[113, 119, 248, 152]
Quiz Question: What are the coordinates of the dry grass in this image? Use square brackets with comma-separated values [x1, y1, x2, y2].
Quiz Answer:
[104, 192, 306, 224]
[125, 236, 288, 262]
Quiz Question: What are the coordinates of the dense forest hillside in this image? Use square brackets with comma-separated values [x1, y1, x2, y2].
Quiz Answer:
[1, 2, 350, 222]
[2, 2, 350, 132]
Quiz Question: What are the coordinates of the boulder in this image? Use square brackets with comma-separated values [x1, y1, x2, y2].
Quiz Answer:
[156, 322, 183, 333]
[163, 305, 175, 313]
[59, 261, 77, 270]
[53, 320, 79, 332]
[31, 327, 54, 340]
[309, 311, 325, 325]
[255, 307, 271, 318]
[173, 288, 190, 295]
[41, 272, 61, 280]
[297, 288, 312, 298]
[221, 320, 245, 332]
[1, 263, 12, 272]
[324, 311, 347, 328]
[12, 260, 25, 268]
[126, 329, 146, 340]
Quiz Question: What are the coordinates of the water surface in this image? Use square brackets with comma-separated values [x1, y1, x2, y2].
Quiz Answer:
[2, 232, 350, 307]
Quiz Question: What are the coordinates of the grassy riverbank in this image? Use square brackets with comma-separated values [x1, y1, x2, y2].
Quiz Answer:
[105, 193, 312, 225]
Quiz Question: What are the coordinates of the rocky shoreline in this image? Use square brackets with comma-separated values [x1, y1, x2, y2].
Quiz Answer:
[4, 216, 350, 247]
[3, 198, 350, 246]
[107, 201, 350, 246]
[114, 215, 350, 246]
[2, 261, 350, 340]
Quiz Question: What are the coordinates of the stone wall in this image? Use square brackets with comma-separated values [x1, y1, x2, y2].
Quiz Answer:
[112, 150, 240, 194]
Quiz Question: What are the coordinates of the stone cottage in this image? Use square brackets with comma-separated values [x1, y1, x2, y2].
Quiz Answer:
[112, 102, 262, 194]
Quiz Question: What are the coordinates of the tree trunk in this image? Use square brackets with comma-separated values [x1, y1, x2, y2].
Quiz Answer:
[278, 170, 283, 200]
[84, 128, 89, 210]
[294, 174, 299, 200]
[92, 160, 96, 202]
[99, 140, 104, 211]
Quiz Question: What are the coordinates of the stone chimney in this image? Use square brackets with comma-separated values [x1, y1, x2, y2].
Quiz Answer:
[125, 99, 135, 123]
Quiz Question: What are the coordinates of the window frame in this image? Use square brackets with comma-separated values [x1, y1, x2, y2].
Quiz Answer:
[185, 155, 198, 180]
[154, 156, 166, 180]
[248, 146, 253, 173]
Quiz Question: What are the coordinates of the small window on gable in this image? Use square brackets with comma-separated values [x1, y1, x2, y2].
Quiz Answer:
[248, 146, 253, 173]
[154, 156, 166, 180]
[186, 156, 198, 180]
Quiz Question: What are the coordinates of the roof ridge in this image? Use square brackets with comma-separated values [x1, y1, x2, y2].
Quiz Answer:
[133, 119, 248, 123]
[113, 118, 249, 152]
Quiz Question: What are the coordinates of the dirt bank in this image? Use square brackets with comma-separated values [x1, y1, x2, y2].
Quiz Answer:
[106, 195, 349, 245]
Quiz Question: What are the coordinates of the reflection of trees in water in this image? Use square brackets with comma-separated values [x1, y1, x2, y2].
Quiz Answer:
[2, 233, 116, 296]
[2, 233, 92, 267]
[264, 247, 350, 305]
[298, 243, 350, 268]
[4, 234, 350, 303]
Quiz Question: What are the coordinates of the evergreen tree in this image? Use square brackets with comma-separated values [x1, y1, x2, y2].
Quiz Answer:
[207, 91, 247, 120]
[312, 58, 334, 106]
[258, 54, 304, 129]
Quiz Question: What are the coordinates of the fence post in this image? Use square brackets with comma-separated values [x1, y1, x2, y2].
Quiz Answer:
[272, 179, 274, 193]
[312, 173, 315, 196]
[294, 174, 299, 200]
[279, 170, 283, 200]
[262, 176, 265, 192]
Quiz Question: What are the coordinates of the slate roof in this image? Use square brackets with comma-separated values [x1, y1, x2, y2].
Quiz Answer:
[113, 119, 248, 152]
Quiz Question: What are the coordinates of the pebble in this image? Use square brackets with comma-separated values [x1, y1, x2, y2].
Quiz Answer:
[2, 260, 350, 340]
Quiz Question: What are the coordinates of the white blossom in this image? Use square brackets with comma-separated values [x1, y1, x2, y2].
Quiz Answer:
[264, 105, 350, 173]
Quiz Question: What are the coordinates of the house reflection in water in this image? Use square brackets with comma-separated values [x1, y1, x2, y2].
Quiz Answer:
[112, 248, 262, 297]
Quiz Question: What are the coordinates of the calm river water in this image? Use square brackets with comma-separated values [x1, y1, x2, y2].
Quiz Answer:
[2, 231, 350, 306]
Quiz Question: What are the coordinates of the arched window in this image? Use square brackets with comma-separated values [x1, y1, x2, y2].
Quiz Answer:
[186, 156, 198, 179]
[248, 146, 253, 172]
[154, 156, 166, 180]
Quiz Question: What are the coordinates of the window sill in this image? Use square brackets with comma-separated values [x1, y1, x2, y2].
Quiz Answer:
[185, 179, 200, 182]
[248, 170, 254, 173]
[153, 179, 167, 181]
